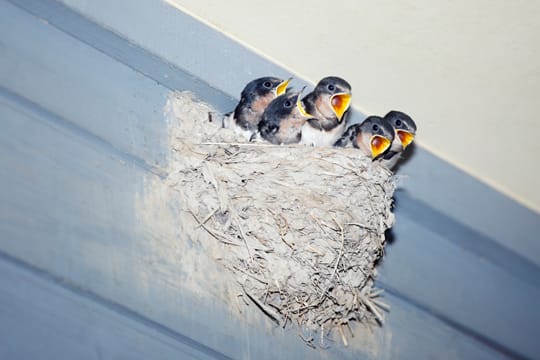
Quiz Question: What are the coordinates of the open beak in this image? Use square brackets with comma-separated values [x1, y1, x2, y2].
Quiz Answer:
[296, 87, 313, 118]
[275, 78, 292, 96]
[370, 135, 392, 159]
[297, 100, 312, 118]
[397, 130, 415, 149]
[330, 93, 352, 122]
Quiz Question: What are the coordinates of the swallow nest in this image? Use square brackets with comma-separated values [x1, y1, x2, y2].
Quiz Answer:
[165, 91, 395, 348]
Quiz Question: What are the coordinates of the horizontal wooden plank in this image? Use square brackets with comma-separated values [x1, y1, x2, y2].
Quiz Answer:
[2, 0, 540, 358]
[0, 254, 226, 360]
[0, 92, 360, 359]
[32, 0, 540, 268]
[0, 87, 508, 359]
[9, 0, 540, 278]
[6, 0, 238, 113]
[382, 290, 507, 360]
[0, 0, 170, 169]
[39, 0, 292, 101]
[393, 190, 540, 290]
[378, 209, 540, 359]
[396, 148, 540, 269]
[0, 251, 506, 360]
[0, 96, 252, 359]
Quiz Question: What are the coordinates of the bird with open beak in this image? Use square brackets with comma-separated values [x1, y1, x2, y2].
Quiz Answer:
[377, 110, 417, 169]
[258, 89, 313, 145]
[299, 76, 352, 147]
[334, 115, 395, 160]
[223, 76, 291, 141]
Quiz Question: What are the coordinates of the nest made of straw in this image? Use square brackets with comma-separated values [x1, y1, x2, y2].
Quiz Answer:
[165, 91, 395, 348]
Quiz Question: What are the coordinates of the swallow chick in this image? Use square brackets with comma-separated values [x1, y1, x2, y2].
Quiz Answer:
[334, 116, 395, 159]
[300, 76, 352, 147]
[378, 110, 417, 169]
[258, 89, 312, 145]
[223, 77, 291, 140]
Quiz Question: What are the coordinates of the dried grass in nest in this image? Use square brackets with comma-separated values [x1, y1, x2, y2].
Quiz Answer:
[165, 91, 396, 348]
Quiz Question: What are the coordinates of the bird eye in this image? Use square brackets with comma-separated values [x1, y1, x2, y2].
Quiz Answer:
[372, 124, 379, 132]
[395, 119, 402, 127]
[284, 100, 292, 108]
[263, 81, 272, 88]
[327, 84, 335, 91]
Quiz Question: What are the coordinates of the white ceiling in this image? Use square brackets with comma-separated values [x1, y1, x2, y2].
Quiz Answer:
[168, 0, 540, 213]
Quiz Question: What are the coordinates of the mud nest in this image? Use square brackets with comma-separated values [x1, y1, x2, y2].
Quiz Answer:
[165, 91, 396, 347]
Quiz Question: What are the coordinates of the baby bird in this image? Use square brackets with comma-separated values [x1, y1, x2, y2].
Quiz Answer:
[378, 110, 417, 169]
[334, 115, 395, 159]
[300, 76, 352, 147]
[258, 90, 312, 145]
[223, 77, 291, 140]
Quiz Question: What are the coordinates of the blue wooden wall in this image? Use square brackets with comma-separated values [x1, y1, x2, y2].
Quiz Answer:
[1, 0, 539, 359]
